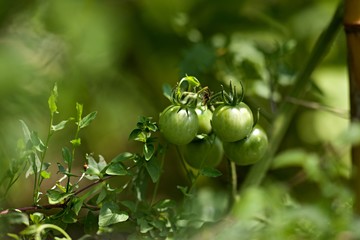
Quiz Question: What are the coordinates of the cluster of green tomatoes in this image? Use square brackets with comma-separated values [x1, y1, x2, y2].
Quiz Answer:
[158, 76, 268, 168]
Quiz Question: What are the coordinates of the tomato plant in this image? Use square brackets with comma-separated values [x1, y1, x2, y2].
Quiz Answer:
[223, 124, 268, 165]
[159, 105, 199, 145]
[181, 135, 223, 169]
[196, 107, 213, 135]
[212, 102, 254, 142]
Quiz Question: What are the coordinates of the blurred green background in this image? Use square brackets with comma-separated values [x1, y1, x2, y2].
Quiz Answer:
[0, 0, 348, 208]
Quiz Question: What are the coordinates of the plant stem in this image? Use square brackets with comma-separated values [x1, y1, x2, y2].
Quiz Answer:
[228, 159, 237, 207]
[241, 2, 344, 191]
[35, 224, 72, 240]
[34, 113, 54, 205]
[344, 0, 360, 214]
[151, 150, 166, 206]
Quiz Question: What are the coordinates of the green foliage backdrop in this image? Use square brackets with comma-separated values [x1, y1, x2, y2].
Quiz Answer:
[0, 1, 350, 238]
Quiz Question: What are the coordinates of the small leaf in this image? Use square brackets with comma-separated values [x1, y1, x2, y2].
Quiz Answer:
[144, 143, 155, 161]
[120, 201, 136, 212]
[138, 218, 153, 233]
[177, 186, 192, 197]
[96, 188, 108, 205]
[99, 201, 129, 227]
[97, 155, 107, 173]
[85, 155, 101, 176]
[76, 103, 83, 122]
[4, 212, 29, 226]
[146, 157, 160, 183]
[72, 197, 84, 215]
[106, 163, 128, 176]
[40, 170, 51, 179]
[79, 111, 97, 129]
[154, 199, 176, 212]
[51, 119, 71, 132]
[62, 209, 77, 223]
[199, 167, 222, 178]
[128, 129, 142, 141]
[110, 152, 134, 163]
[30, 212, 44, 224]
[162, 83, 173, 101]
[30, 131, 46, 152]
[70, 138, 81, 147]
[47, 189, 73, 204]
[19, 120, 31, 143]
[48, 83, 58, 114]
[62, 147, 72, 165]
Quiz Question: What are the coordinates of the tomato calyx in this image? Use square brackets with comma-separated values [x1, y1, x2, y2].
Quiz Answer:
[209, 81, 245, 107]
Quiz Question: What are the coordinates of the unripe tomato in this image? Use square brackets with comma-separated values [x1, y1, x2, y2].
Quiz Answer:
[196, 108, 213, 135]
[159, 105, 199, 145]
[223, 125, 268, 165]
[182, 136, 223, 169]
[212, 102, 254, 142]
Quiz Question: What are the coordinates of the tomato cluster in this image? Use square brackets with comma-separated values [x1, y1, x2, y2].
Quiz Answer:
[158, 76, 268, 168]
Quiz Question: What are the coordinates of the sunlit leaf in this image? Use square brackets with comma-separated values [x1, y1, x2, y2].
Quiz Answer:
[110, 152, 134, 163]
[99, 201, 129, 227]
[47, 189, 73, 205]
[144, 143, 155, 161]
[48, 83, 58, 115]
[51, 119, 71, 132]
[79, 111, 97, 129]
[105, 162, 128, 176]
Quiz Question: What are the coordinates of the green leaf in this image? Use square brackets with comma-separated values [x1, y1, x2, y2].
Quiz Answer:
[154, 199, 176, 212]
[30, 131, 46, 152]
[76, 103, 83, 122]
[144, 143, 155, 161]
[62, 147, 72, 165]
[99, 201, 129, 227]
[146, 157, 160, 183]
[177, 185, 192, 197]
[110, 152, 134, 163]
[96, 187, 108, 205]
[3, 212, 29, 226]
[19, 120, 31, 143]
[30, 212, 44, 224]
[105, 162, 128, 176]
[120, 201, 136, 212]
[72, 197, 84, 215]
[51, 119, 71, 132]
[162, 83, 173, 101]
[199, 167, 222, 178]
[84, 211, 98, 235]
[138, 218, 153, 233]
[70, 138, 81, 147]
[48, 83, 58, 114]
[62, 209, 77, 223]
[41, 170, 51, 179]
[85, 155, 101, 176]
[128, 129, 142, 141]
[79, 111, 97, 129]
[47, 189, 73, 205]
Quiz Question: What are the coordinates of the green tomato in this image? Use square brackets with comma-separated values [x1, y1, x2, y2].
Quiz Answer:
[159, 105, 199, 145]
[223, 125, 268, 165]
[212, 102, 254, 142]
[196, 108, 213, 135]
[182, 136, 223, 169]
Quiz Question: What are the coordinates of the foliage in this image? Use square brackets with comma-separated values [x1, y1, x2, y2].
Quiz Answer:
[0, 0, 356, 239]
